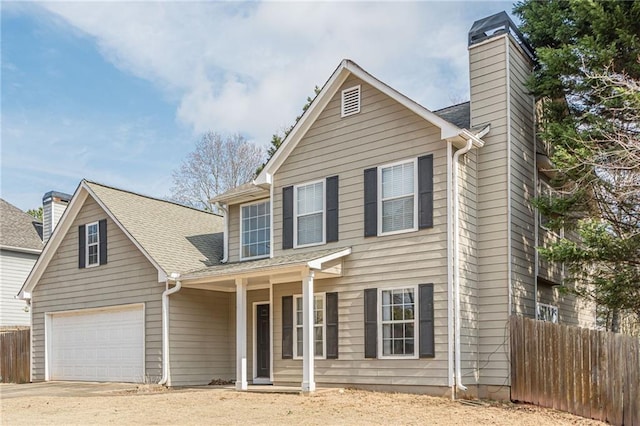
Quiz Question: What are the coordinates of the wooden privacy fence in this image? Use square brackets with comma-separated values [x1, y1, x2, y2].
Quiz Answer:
[510, 315, 639, 426]
[0, 328, 30, 383]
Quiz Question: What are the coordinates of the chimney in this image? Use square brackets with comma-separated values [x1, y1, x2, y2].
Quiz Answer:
[42, 191, 72, 243]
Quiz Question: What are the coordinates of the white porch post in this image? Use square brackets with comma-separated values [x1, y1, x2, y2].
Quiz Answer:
[301, 269, 316, 392]
[235, 278, 248, 390]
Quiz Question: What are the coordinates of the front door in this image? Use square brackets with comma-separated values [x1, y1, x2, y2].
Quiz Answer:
[255, 304, 270, 379]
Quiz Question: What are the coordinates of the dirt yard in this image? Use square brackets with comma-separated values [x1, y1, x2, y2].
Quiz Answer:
[1, 386, 603, 425]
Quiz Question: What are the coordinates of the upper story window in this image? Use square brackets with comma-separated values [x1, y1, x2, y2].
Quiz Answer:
[379, 159, 418, 235]
[341, 85, 361, 117]
[538, 180, 563, 237]
[240, 200, 270, 260]
[295, 180, 325, 247]
[79, 219, 107, 269]
[86, 221, 100, 267]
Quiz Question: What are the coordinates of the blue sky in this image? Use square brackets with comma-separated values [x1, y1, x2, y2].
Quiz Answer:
[1, 1, 514, 211]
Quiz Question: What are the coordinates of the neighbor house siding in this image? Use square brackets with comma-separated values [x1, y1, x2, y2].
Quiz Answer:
[31, 196, 163, 381]
[470, 35, 511, 388]
[268, 75, 451, 390]
[0, 250, 38, 327]
[508, 36, 536, 319]
[169, 288, 234, 386]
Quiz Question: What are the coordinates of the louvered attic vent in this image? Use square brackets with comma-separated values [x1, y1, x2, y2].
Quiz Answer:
[341, 85, 361, 117]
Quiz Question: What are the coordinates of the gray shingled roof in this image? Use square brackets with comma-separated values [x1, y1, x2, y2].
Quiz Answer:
[0, 198, 44, 252]
[85, 181, 224, 274]
[434, 102, 470, 129]
[183, 247, 350, 280]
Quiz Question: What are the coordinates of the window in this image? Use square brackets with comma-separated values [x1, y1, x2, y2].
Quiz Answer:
[379, 287, 417, 357]
[537, 303, 559, 323]
[295, 181, 325, 247]
[294, 294, 325, 359]
[341, 85, 361, 117]
[538, 180, 554, 231]
[240, 200, 270, 260]
[379, 159, 418, 234]
[86, 221, 100, 267]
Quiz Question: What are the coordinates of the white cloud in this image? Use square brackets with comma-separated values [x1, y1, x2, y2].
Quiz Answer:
[38, 1, 512, 145]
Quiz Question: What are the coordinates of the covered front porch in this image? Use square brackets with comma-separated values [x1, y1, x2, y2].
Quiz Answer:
[177, 247, 351, 392]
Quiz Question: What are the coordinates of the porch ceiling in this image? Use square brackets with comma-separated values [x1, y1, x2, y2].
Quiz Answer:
[180, 247, 351, 292]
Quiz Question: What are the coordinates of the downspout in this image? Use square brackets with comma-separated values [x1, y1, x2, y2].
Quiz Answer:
[446, 141, 455, 396]
[215, 202, 229, 263]
[452, 138, 474, 395]
[158, 272, 182, 386]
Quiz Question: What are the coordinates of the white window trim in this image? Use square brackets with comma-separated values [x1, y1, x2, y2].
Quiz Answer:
[293, 179, 326, 248]
[377, 158, 419, 236]
[538, 180, 564, 238]
[536, 302, 559, 323]
[239, 199, 271, 261]
[293, 292, 326, 360]
[377, 285, 419, 360]
[85, 221, 100, 268]
[341, 85, 361, 117]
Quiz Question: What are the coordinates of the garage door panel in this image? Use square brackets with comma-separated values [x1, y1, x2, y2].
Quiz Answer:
[49, 305, 144, 383]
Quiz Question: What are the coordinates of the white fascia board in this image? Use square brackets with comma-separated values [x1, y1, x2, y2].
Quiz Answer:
[18, 182, 87, 299]
[255, 60, 351, 186]
[307, 247, 352, 270]
[83, 182, 166, 282]
[0, 245, 42, 255]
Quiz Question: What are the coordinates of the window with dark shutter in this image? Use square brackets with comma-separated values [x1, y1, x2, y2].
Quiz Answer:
[418, 154, 434, 229]
[326, 176, 339, 243]
[282, 186, 294, 249]
[419, 283, 435, 358]
[78, 225, 86, 269]
[99, 219, 108, 265]
[326, 292, 339, 359]
[363, 168, 377, 237]
[364, 288, 377, 358]
[282, 295, 293, 359]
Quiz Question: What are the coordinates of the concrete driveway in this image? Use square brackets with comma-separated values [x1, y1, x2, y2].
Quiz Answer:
[0, 381, 140, 399]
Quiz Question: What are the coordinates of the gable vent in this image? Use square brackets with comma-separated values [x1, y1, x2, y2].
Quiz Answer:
[341, 85, 361, 117]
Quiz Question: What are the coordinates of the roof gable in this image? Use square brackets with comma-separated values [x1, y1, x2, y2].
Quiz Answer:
[20, 180, 223, 298]
[255, 59, 469, 186]
[0, 198, 43, 253]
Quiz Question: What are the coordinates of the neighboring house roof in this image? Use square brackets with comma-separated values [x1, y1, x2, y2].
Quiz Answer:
[254, 59, 485, 186]
[434, 102, 471, 129]
[0, 198, 43, 253]
[20, 180, 224, 298]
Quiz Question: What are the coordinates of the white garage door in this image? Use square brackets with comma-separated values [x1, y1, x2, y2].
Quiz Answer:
[48, 304, 144, 382]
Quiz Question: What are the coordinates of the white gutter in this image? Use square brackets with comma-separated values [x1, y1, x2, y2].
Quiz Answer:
[158, 273, 182, 386]
[215, 202, 229, 263]
[452, 126, 490, 396]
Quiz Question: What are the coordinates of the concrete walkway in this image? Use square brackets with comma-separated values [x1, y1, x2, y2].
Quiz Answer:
[0, 381, 140, 399]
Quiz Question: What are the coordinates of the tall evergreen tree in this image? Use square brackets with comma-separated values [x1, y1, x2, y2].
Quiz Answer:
[514, 0, 640, 332]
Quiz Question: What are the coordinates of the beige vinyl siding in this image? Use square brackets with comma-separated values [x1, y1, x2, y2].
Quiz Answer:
[470, 36, 511, 387]
[168, 288, 234, 386]
[0, 250, 38, 327]
[268, 75, 451, 389]
[228, 204, 240, 263]
[536, 281, 595, 327]
[31, 196, 164, 381]
[508, 36, 537, 318]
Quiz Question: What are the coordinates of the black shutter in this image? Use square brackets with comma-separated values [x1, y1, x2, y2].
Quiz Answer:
[98, 219, 108, 265]
[282, 186, 294, 249]
[326, 292, 339, 359]
[282, 296, 293, 359]
[78, 225, 86, 269]
[418, 154, 434, 229]
[364, 167, 378, 237]
[364, 288, 377, 358]
[326, 176, 339, 243]
[419, 283, 435, 358]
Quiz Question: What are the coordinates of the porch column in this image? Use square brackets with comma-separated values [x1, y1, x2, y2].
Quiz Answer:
[235, 278, 248, 390]
[302, 269, 316, 392]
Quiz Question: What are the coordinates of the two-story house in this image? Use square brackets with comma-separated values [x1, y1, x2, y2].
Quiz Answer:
[19, 12, 594, 399]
